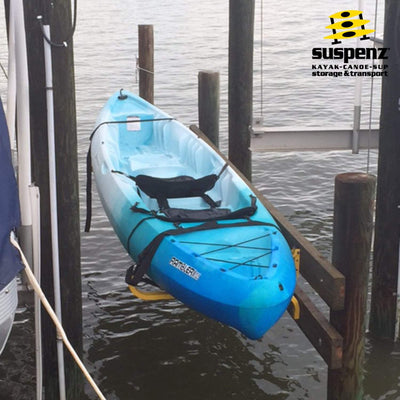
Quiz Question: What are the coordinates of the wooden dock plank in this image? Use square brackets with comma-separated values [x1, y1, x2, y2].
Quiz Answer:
[288, 286, 343, 370]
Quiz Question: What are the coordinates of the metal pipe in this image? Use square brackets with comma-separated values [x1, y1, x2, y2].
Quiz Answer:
[352, 0, 365, 154]
[43, 24, 66, 400]
[6, 0, 16, 155]
[14, 0, 32, 228]
[352, 77, 362, 154]
[14, 0, 34, 275]
[29, 186, 43, 400]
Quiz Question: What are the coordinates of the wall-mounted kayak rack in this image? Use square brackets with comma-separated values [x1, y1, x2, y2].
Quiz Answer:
[127, 249, 302, 322]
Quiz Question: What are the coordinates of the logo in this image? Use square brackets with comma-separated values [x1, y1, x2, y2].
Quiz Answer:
[169, 257, 201, 280]
[311, 10, 389, 78]
[324, 10, 375, 45]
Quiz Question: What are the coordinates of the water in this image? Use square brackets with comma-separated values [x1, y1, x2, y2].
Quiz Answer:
[1, 0, 400, 399]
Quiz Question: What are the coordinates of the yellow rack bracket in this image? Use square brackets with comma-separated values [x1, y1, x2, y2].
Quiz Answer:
[289, 248, 300, 319]
[130, 249, 301, 305]
[289, 295, 300, 320]
[291, 248, 300, 277]
[128, 284, 175, 301]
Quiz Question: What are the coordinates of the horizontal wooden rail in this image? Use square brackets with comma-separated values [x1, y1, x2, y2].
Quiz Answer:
[288, 286, 343, 369]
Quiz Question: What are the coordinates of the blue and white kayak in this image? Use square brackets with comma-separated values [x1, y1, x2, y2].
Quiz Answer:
[88, 90, 296, 339]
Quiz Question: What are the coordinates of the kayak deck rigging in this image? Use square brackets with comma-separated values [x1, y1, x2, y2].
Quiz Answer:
[125, 218, 281, 286]
[180, 231, 277, 271]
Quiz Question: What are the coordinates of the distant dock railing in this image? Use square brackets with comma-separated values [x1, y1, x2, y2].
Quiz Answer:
[251, 126, 379, 152]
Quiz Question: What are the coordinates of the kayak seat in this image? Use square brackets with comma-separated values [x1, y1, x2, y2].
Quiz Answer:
[112, 167, 258, 223]
[134, 173, 226, 218]
[134, 172, 258, 223]
[134, 173, 219, 200]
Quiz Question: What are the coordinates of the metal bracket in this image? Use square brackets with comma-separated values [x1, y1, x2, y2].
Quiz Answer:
[291, 248, 300, 278]
[290, 296, 300, 320]
[289, 248, 301, 320]
[128, 284, 174, 301]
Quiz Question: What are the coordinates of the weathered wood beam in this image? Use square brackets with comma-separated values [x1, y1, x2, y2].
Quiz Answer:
[289, 286, 343, 369]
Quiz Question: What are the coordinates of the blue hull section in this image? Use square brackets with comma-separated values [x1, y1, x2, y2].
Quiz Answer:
[0, 99, 21, 291]
[91, 90, 296, 339]
[0, 98, 21, 355]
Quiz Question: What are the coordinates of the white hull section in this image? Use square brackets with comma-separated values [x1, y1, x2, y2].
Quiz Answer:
[0, 277, 18, 355]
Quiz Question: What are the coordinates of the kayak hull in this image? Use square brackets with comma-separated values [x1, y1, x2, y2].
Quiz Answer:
[91, 90, 296, 339]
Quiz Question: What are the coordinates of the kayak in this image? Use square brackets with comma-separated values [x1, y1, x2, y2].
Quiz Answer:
[88, 90, 296, 339]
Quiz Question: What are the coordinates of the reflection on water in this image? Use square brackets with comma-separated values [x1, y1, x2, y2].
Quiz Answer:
[0, 306, 36, 400]
[364, 338, 400, 400]
[85, 293, 325, 400]
[0, 0, 398, 399]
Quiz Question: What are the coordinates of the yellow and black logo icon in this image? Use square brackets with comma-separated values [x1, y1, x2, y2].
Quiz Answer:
[325, 10, 375, 44]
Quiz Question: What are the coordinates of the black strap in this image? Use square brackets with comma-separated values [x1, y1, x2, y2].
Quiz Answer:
[130, 195, 257, 223]
[112, 162, 234, 223]
[127, 215, 156, 254]
[216, 162, 229, 178]
[157, 197, 170, 212]
[126, 219, 280, 286]
[160, 206, 232, 222]
[200, 193, 220, 208]
[84, 146, 93, 232]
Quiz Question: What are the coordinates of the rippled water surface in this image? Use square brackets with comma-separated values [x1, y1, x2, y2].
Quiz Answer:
[1, 0, 399, 399]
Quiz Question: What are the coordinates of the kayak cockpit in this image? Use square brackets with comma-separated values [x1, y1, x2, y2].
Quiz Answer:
[113, 162, 258, 223]
[110, 117, 258, 221]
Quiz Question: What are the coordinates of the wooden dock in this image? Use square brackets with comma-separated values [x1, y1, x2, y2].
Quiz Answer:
[6, 0, 399, 399]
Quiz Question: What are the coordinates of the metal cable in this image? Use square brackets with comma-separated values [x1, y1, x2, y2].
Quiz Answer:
[37, 0, 78, 48]
[367, 0, 380, 173]
[0, 61, 8, 79]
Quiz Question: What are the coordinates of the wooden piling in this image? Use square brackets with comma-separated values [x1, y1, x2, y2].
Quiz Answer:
[138, 24, 154, 104]
[228, 0, 254, 181]
[369, 0, 400, 340]
[328, 173, 376, 400]
[198, 70, 220, 147]
[24, 1, 83, 399]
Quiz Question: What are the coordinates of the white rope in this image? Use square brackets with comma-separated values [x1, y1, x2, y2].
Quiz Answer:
[135, 56, 154, 84]
[136, 56, 154, 74]
[10, 232, 107, 400]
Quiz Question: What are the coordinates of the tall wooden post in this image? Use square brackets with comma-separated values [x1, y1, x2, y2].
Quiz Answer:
[138, 24, 154, 104]
[24, 1, 83, 399]
[228, 0, 254, 181]
[198, 70, 220, 147]
[369, 0, 400, 340]
[328, 173, 376, 400]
